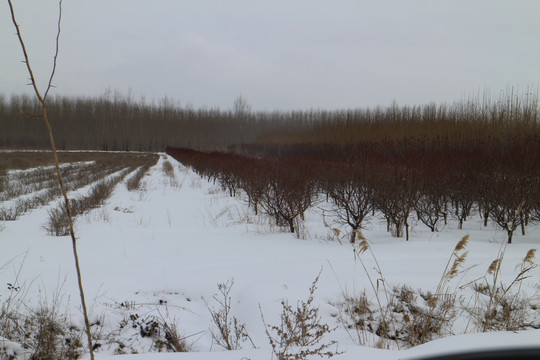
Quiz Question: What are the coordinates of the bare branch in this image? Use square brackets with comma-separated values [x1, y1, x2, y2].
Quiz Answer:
[21, 111, 43, 119]
[7, 0, 43, 102]
[44, 0, 63, 100]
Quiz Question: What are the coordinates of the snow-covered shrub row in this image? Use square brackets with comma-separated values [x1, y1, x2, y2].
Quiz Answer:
[126, 162, 155, 191]
[44, 167, 134, 236]
[0, 162, 91, 202]
[0, 153, 159, 224]
[41, 153, 159, 236]
[0, 163, 123, 222]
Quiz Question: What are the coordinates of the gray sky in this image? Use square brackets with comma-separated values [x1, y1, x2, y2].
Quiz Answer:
[1, 0, 539, 111]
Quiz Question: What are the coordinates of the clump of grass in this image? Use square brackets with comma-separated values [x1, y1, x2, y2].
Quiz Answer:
[157, 319, 190, 353]
[338, 284, 459, 349]
[340, 235, 539, 349]
[352, 232, 400, 349]
[397, 286, 458, 347]
[338, 290, 374, 346]
[126, 165, 151, 191]
[466, 246, 539, 332]
[28, 307, 84, 360]
[161, 159, 182, 188]
[44, 206, 72, 236]
[126, 154, 158, 191]
[341, 235, 461, 348]
[162, 160, 175, 178]
[0, 199, 26, 221]
[111, 305, 191, 354]
[0, 277, 84, 360]
[415, 235, 469, 343]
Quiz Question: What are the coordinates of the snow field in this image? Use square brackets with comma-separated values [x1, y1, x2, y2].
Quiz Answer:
[0, 153, 539, 359]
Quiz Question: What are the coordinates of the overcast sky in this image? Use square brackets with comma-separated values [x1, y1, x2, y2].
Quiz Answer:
[1, 0, 539, 111]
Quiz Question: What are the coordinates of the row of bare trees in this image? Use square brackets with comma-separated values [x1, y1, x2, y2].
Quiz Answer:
[168, 148, 317, 234]
[167, 140, 539, 243]
[0, 92, 316, 151]
[2, 88, 538, 153]
[257, 89, 539, 147]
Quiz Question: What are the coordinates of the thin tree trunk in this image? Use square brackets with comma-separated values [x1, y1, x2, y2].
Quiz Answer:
[520, 211, 526, 236]
[7, 1, 95, 358]
[43, 104, 95, 358]
[405, 219, 410, 241]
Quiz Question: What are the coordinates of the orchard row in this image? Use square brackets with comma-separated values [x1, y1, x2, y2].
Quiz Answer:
[168, 143, 539, 244]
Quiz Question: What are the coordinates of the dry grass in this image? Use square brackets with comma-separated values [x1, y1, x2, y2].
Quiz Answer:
[126, 163, 155, 191]
[0, 270, 84, 360]
[95, 301, 192, 355]
[352, 234, 400, 349]
[261, 271, 339, 360]
[162, 160, 175, 177]
[465, 244, 539, 332]
[1, 281, 191, 358]
[206, 280, 255, 350]
[339, 235, 538, 349]
[338, 285, 458, 349]
[161, 159, 182, 188]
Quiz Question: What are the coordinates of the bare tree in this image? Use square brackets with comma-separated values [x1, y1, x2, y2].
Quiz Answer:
[322, 162, 375, 243]
[233, 95, 251, 121]
[6, 1, 95, 359]
[374, 164, 418, 241]
[257, 158, 316, 234]
[486, 174, 527, 244]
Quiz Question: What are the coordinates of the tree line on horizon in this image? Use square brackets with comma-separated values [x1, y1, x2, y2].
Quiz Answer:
[0, 91, 313, 151]
[0, 88, 538, 153]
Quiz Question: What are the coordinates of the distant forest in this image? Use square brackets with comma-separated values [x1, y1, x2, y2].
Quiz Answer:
[0, 89, 538, 154]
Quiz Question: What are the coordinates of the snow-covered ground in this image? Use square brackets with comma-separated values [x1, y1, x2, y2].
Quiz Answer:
[1, 153, 539, 359]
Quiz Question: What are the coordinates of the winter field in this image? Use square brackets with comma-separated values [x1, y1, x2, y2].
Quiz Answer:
[1, 152, 539, 360]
